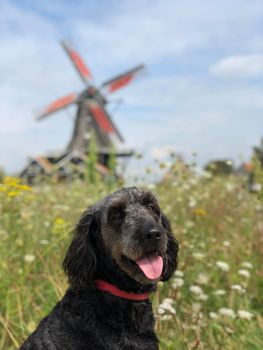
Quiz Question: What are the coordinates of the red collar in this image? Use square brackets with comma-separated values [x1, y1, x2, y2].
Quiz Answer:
[96, 279, 150, 301]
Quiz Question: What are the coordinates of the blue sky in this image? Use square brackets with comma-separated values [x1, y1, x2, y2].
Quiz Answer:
[1, 0, 263, 175]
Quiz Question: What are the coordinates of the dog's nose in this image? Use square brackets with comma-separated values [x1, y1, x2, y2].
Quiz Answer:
[143, 228, 161, 241]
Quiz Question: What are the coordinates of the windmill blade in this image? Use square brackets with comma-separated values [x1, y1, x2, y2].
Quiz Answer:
[87, 100, 124, 142]
[61, 41, 92, 84]
[102, 64, 145, 94]
[37, 93, 78, 120]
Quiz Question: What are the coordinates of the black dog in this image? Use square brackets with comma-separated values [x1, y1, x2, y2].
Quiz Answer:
[20, 187, 178, 350]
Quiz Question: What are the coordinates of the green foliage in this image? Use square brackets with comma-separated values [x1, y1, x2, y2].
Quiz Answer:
[251, 138, 263, 199]
[106, 145, 117, 191]
[252, 156, 263, 200]
[204, 160, 233, 176]
[0, 166, 5, 181]
[253, 138, 263, 167]
[85, 131, 98, 184]
[0, 172, 262, 349]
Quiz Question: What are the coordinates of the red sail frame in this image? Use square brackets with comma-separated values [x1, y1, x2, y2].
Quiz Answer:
[87, 101, 124, 141]
[61, 41, 92, 83]
[102, 64, 145, 94]
[37, 93, 78, 120]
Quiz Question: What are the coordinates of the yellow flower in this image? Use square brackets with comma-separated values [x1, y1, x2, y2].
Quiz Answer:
[0, 185, 7, 192]
[27, 321, 36, 333]
[16, 184, 32, 191]
[54, 217, 65, 226]
[193, 208, 207, 217]
[7, 191, 19, 198]
[3, 176, 21, 187]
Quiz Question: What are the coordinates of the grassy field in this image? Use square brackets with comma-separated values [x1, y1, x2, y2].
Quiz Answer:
[0, 169, 262, 349]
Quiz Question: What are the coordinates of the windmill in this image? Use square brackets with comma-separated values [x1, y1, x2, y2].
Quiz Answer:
[20, 41, 145, 182]
[37, 41, 145, 167]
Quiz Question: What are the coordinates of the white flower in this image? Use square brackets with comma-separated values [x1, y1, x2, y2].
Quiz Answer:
[225, 183, 235, 192]
[189, 285, 203, 295]
[216, 261, 230, 272]
[158, 307, 165, 315]
[189, 178, 198, 186]
[223, 240, 230, 247]
[225, 326, 234, 334]
[161, 314, 172, 321]
[196, 273, 209, 285]
[214, 289, 226, 296]
[174, 270, 184, 278]
[172, 278, 184, 289]
[44, 221, 50, 227]
[147, 184, 156, 190]
[158, 298, 176, 315]
[209, 312, 218, 319]
[219, 308, 236, 319]
[241, 262, 253, 269]
[190, 325, 197, 330]
[185, 220, 194, 228]
[203, 171, 212, 179]
[182, 183, 190, 191]
[39, 239, 49, 245]
[255, 204, 262, 212]
[193, 252, 205, 260]
[250, 183, 262, 192]
[192, 303, 202, 312]
[197, 293, 208, 301]
[161, 298, 173, 306]
[188, 198, 197, 208]
[238, 269, 251, 278]
[237, 310, 253, 320]
[24, 254, 36, 263]
[164, 205, 172, 212]
[231, 284, 245, 294]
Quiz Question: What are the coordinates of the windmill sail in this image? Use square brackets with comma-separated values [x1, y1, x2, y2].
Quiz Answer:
[102, 64, 145, 93]
[87, 101, 124, 142]
[37, 93, 78, 120]
[61, 41, 92, 83]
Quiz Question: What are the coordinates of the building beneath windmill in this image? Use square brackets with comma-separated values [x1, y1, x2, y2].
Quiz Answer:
[20, 41, 145, 183]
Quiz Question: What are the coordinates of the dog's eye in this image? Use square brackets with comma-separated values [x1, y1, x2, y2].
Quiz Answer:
[148, 204, 155, 211]
[108, 208, 125, 224]
[147, 204, 160, 215]
[112, 210, 124, 219]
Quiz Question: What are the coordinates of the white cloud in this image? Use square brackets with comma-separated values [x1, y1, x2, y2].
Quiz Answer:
[210, 54, 263, 78]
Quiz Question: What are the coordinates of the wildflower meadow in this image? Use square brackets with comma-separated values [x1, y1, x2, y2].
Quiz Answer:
[0, 163, 262, 349]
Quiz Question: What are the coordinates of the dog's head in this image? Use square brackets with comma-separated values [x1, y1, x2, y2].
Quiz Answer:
[63, 187, 178, 290]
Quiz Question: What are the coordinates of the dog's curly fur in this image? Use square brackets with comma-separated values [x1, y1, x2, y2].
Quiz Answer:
[20, 187, 178, 350]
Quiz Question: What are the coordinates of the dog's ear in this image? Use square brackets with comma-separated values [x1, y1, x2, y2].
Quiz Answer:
[160, 212, 179, 281]
[63, 206, 99, 290]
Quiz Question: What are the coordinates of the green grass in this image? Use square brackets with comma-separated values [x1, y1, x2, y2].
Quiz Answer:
[0, 172, 262, 349]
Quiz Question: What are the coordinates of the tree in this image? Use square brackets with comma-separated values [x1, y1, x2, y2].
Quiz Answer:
[253, 138, 263, 166]
[204, 160, 233, 176]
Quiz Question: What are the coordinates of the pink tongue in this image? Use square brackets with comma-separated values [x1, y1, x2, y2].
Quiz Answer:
[136, 255, 163, 280]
